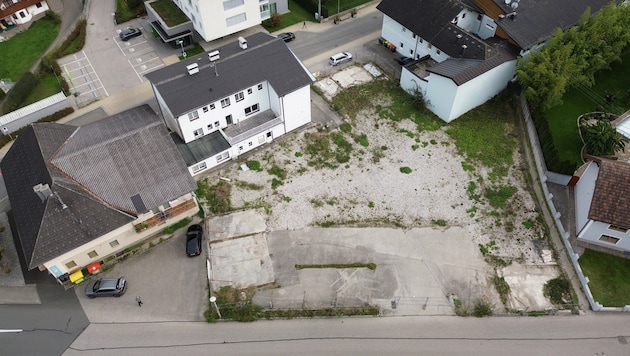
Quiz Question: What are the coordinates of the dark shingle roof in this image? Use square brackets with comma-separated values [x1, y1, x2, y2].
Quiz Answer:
[427, 42, 518, 85]
[589, 160, 630, 228]
[145, 32, 314, 117]
[492, 0, 611, 50]
[0, 105, 196, 270]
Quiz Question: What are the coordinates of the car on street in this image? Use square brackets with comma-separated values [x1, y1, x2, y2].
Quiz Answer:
[277, 32, 295, 42]
[186, 224, 203, 257]
[397, 56, 415, 66]
[119, 28, 142, 41]
[329, 52, 353, 66]
[85, 277, 127, 298]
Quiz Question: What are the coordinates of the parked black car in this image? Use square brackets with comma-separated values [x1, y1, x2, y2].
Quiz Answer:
[85, 277, 127, 298]
[277, 32, 295, 42]
[186, 224, 203, 257]
[119, 28, 142, 41]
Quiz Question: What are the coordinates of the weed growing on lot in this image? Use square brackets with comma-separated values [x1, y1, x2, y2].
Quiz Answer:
[354, 133, 369, 147]
[492, 272, 511, 307]
[400, 166, 412, 174]
[271, 178, 284, 189]
[478, 241, 498, 256]
[543, 276, 573, 305]
[246, 160, 263, 171]
[196, 179, 232, 214]
[205, 286, 263, 323]
[339, 123, 352, 133]
[268, 164, 287, 180]
[484, 185, 517, 209]
[234, 180, 264, 191]
[295, 262, 377, 270]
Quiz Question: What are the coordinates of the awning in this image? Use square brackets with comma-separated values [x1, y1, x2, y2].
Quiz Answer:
[87, 262, 101, 274]
[69, 270, 84, 284]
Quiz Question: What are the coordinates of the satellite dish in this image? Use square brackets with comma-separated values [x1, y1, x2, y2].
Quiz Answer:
[511, 2, 519, 10]
[504, 0, 511, 4]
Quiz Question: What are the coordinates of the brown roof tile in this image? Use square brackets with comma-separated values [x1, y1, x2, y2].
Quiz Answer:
[589, 160, 630, 228]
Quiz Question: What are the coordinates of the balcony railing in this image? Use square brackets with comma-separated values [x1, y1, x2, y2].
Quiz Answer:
[133, 198, 197, 232]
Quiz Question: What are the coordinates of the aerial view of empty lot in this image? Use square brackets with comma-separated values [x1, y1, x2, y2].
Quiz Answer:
[200, 74, 563, 316]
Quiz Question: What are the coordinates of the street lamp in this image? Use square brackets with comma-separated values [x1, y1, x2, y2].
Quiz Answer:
[176, 39, 186, 58]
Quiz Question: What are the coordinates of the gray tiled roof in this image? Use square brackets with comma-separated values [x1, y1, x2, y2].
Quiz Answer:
[491, 0, 611, 50]
[0, 105, 196, 270]
[145, 32, 314, 117]
[427, 42, 518, 85]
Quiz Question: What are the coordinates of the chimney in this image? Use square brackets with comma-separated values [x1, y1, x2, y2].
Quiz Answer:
[186, 63, 199, 75]
[455, 34, 463, 44]
[208, 50, 220, 61]
[238, 36, 247, 49]
[460, 44, 468, 57]
[33, 183, 53, 202]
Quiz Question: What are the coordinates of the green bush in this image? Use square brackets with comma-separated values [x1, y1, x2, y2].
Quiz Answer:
[2, 72, 37, 113]
[400, 166, 412, 174]
[164, 218, 191, 234]
[246, 160, 263, 171]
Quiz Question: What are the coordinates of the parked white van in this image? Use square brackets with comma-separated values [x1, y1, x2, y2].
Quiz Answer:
[329, 52, 353, 66]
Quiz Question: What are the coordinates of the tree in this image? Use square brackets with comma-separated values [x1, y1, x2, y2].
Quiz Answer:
[582, 120, 625, 157]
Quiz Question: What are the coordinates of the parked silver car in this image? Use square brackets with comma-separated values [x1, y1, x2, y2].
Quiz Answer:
[85, 277, 127, 298]
[329, 52, 353, 66]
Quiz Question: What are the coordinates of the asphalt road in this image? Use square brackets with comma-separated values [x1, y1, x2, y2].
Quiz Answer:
[64, 314, 630, 355]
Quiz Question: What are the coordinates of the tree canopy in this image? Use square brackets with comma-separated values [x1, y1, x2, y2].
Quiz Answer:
[517, 2, 630, 111]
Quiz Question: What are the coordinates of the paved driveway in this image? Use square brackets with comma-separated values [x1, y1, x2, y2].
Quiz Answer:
[75, 228, 208, 323]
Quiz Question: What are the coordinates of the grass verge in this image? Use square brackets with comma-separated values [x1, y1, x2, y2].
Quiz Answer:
[578, 248, 630, 307]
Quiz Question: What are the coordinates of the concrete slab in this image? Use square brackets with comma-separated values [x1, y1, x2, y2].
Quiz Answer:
[501, 264, 560, 311]
[331, 66, 374, 89]
[314, 78, 341, 101]
[0, 285, 41, 304]
[210, 233, 275, 290]
[207, 209, 267, 241]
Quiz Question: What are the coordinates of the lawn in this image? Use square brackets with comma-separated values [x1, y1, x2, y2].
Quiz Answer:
[21, 72, 62, 107]
[578, 248, 630, 307]
[544, 51, 630, 166]
[0, 16, 59, 81]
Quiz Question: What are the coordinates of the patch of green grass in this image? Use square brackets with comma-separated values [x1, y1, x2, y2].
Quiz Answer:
[295, 151, 303, 157]
[368, 201, 375, 208]
[432, 219, 447, 227]
[148, 0, 189, 26]
[246, 160, 263, 171]
[522, 219, 534, 229]
[271, 178, 284, 189]
[339, 123, 352, 133]
[262, 0, 316, 32]
[411, 144, 419, 151]
[578, 248, 630, 307]
[478, 241, 498, 256]
[354, 133, 369, 147]
[446, 97, 516, 181]
[295, 262, 377, 270]
[205, 286, 262, 322]
[164, 217, 191, 234]
[484, 185, 517, 209]
[268, 164, 287, 180]
[196, 179, 232, 214]
[0, 16, 59, 81]
[400, 166, 412, 174]
[264, 306, 380, 319]
[21, 72, 62, 106]
[332, 80, 443, 132]
[492, 273, 511, 307]
[178, 43, 205, 60]
[310, 199, 324, 207]
[234, 180, 264, 191]
[543, 276, 573, 305]
[461, 161, 476, 172]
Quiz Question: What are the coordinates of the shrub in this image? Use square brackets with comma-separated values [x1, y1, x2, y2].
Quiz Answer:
[2, 72, 37, 113]
[164, 218, 191, 234]
[543, 276, 573, 305]
[400, 166, 412, 174]
[246, 160, 263, 171]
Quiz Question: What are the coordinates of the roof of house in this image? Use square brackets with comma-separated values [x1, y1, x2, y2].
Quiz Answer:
[589, 160, 630, 228]
[145, 32, 314, 117]
[490, 0, 611, 50]
[377, 0, 495, 60]
[0, 105, 196, 270]
[427, 41, 518, 85]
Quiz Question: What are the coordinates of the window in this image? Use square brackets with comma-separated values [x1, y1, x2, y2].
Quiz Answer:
[599, 235, 620, 244]
[409, 49, 413, 55]
[203, 106, 209, 113]
[400, 43, 404, 48]
[239, 146, 243, 151]
[109, 240, 120, 248]
[88, 250, 99, 258]
[36, 3, 42, 8]
[223, 0, 244, 11]
[221, 97, 230, 108]
[192, 162, 207, 173]
[248, 141, 253, 146]
[257, 84, 263, 90]
[235, 92, 244, 102]
[419, 38, 423, 43]
[609, 225, 628, 233]
[477, 14, 483, 21]
[193, 128, 203, 137]
[462, 13, 466, 19]
[207, 124, 213, 131]
[436, 49, 441, 55]
[247, 88, 252, 94]
[65, 261, 77, 269]
[428, 43, 432, 49]
[226, 13, 247, 27]
[244, 103, 259, 116]
[226, 115, 233, 125]
[214, 121, 220, 127]
[216, 152, 230, 163]
[412, 34, 416, 39]
[188, 110, 199, 121]
[258, 135, 266, 144]
[402, 26, 406, 32]
[210, 103, 215, 110]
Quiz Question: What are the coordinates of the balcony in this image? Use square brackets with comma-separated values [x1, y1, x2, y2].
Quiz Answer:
[133, 198, 197, 232]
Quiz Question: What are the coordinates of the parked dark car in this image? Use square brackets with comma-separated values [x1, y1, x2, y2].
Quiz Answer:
[277, 32, 295, 42]
[85, 277, 127, 298]
[186, 224, 203, 257]
[397, 56, 415, 66]
[119, 28, 142, 41]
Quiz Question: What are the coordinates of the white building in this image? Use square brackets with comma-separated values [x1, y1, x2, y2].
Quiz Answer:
[168, 0, 288, 43]
[377, 0, 611, 122]
[145, 32, 314, 176]
[0, 0, 49, 27]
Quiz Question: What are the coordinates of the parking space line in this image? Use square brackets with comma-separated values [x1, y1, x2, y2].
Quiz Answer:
[137, 63, 165, 76]
[81, 50, 109, 97]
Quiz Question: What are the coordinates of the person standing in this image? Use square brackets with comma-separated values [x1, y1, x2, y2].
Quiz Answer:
[302, 21, 307, 29]
[136, 296, 143, 307]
